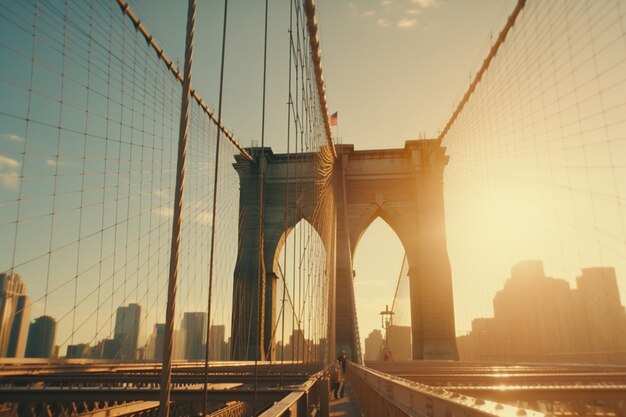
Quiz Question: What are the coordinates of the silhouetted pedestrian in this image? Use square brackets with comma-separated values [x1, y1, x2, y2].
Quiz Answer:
[338, 351, 347, 397]
[329, 359, 342, 400]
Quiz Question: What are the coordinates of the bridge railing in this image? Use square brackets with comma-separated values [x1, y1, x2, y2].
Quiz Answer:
[347, 362, 546, 417]
[257, 371, 329, 417]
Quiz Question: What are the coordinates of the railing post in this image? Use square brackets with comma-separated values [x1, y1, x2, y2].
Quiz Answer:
[297, 391, 308, 416]
[318, 376, 329, 416]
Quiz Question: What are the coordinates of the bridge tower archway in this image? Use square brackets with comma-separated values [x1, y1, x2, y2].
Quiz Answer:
[272, 217, 327, 362]
[335, 140, 458, 361]
[231, 141, 458, 362]
[230, 148, 335, 361]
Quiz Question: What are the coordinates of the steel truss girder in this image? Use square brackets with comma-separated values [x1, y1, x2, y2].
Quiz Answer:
[0, 387, 287, 402]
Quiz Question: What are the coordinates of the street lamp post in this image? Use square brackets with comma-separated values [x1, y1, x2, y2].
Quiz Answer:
[380, 305, 394, 360]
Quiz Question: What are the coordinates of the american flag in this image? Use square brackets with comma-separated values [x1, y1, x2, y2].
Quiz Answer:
[330, 111, 338, 126]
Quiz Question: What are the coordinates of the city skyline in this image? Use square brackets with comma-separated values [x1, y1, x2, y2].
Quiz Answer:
[0, 289, 232, 360]
[459, 261, 626, 363]
[361, 259, 626, 364]
[5, 255, 626, 361]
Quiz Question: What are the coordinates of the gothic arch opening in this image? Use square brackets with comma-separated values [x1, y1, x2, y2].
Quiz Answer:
[353, 216, 412, 361]
[272, 218, 327, 362]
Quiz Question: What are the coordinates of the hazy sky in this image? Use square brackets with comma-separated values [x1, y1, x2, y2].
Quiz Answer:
[126, 0, 521, 346]
[107, 0, 626, 349]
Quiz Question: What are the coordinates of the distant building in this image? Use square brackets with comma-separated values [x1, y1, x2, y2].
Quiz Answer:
[364, 329, 383, 361]
[101, 338, 120, 359]
[113, 303, 143, 360]
[89, 338, 123, 360]
[145, 323, 166, 360]
[208, 324, 227, 361]
[0, 272, 30, 358]
[276, 329, 309, 362]
[458, 261, 626, 364]
[25, 315, 56, 358]
[290, 329, 306, 361]
[386, 325, 411, 360]
[575, 267, 626, 352]
[173, 329, 186, 360]
[183, 312, 207, 360]
[312, 337, 326, 364]
[66, 343, 90, 358]
[144, 323, 186, 361]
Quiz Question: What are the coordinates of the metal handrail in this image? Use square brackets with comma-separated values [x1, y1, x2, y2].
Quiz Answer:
[348, 362, 546, 417]
[257, 371, 328, 417]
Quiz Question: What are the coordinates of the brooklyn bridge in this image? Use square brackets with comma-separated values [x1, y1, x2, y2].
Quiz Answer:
[1, 0, 626, 416]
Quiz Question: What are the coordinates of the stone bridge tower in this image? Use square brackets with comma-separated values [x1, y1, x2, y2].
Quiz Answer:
[231, 140, 458, 361]
[334, 141, 457, 361]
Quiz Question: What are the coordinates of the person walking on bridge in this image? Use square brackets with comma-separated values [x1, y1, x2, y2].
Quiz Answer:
[329, 358, 343, 400]
[338, 351, 347, 398]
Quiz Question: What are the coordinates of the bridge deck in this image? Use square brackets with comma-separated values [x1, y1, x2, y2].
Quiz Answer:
[329, 387, 361, 417]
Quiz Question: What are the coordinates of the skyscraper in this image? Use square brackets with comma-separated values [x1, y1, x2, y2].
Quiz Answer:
[364, 329, 383, 361]
[575, 267, 626, 352]
[113, 303, 143, 360]
[25, 315, 56, 358]
[208, 324, 226, 361]
[290, 329, 306, 361]
[146, 323, 165, 360]
[183, 312, 207, 360]
[66, 343, 90, 358]
[0, 272, 30, 358]
[386, 325, 412, 360]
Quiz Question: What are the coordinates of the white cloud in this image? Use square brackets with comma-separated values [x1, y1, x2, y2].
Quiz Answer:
[1, 133, 23, 142]
[362, 10, 375, 17]
[406, 9, 421, 15]
[381, 0, 392, 5]
[397, 17, 418, 29]
[0, 154, 19, 190]
[0, 155, 19, 170]
[153, 201, 213, 226]
[376, 18, 390, 28]
[46, 159, 69, 168]
[0, 172, 18, 190]
[410, 0, 438, 8]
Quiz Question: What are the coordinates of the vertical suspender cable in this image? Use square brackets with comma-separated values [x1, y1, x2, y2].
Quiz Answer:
[255, 0, 270, 411]
[281, 0, 294, 380]
[203, 0, 229, 415]
[159, 1, 196, 416]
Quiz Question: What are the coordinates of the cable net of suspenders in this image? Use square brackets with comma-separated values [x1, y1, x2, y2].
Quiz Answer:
[228, 0, 337, 364]
[0, 0, 337, 367]
[0, 0, 233, 362]
[0, 0, 242, 361]
[439, 0, 626, 359]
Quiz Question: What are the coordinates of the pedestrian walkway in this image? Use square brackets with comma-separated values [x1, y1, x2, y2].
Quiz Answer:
[329, 387, 361, 417]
